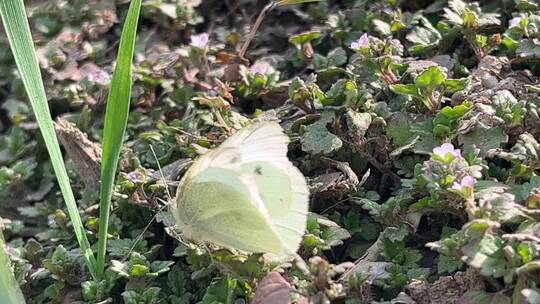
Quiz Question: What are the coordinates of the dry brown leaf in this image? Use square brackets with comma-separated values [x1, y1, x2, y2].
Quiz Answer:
[252, 272, 309, 304]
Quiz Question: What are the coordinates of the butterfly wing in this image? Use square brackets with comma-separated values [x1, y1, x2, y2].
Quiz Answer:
[226, 122, 309, 254]
[176, 167, 282, 254]
[175, 122, 309, 256]
[240, 161, 308, 254]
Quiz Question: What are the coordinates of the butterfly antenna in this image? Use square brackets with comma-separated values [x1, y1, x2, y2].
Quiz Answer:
[149, 144, 173, 201]
[121, 205, 166, 262]
[149, 144, 214, 266]
[122, 144, 173, 262]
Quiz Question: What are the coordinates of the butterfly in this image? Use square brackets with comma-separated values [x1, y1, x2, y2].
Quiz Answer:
[173, 122, 309, 257]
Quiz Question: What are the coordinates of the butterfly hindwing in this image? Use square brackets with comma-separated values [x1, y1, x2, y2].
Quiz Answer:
[176, 167, 283, 254]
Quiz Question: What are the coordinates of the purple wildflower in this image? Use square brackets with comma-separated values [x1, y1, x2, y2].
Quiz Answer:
[250, 62, 270, 75]
[126, 171, 144, 183]
[369, 265, 385, 283]
[190, 33, 209, 49]
[433, 143, 461, 159]
[509, 17, 522, 28]
[350, 33, 369, 50]
[452, 176, 477, 191]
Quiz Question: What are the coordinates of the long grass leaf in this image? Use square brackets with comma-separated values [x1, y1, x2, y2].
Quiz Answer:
[0, 0, 97, 278]
[275, 0, 322, 6]
[96, 0, 142, 279]
[0, 222, 26, 303]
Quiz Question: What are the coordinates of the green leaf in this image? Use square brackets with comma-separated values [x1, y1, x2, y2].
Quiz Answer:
[108, 239, 147, 258]
[444, 77, 471, 92]
[386, 113, 415, 147]
[390, 84, 421, 97]
[289, 31, 321, 46]
[381, 224, 409, 243]
[301, 123, 343, 155]
[149, 260, 174, 277]
[345, 109, 372, 139]
[437, 254, 463, 274]
[415, 66, 446, 89]
[275, 0, 322, 6]
[459, 291, 511, 304]
[0, 225, 25, 304]
[516, 39, 540, 60]
[324, 79, 349, 105]
[82, 280, 111, 302]
[96, 0, 142, 279]
[0, 0, 96, 277]
[323, 226, 352, 247]
[327, 47, 347, 67]
[433, 104, 471, 131]
[122, 287, 162, 304]
[462, 234, 507, 278]
[373, 19, 392, 36]
[201, 276, 238, 304]
[459, 124, 508, 156]
[406, 22, 441, 54]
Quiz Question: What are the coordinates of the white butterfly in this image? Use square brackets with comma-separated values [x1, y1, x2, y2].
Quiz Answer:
[173, 122, 309, 256]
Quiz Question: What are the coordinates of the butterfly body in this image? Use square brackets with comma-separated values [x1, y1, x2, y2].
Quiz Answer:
[174, 122, 309, 256]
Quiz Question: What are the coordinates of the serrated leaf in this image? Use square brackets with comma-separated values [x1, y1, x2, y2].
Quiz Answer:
[459, 124, 508, 156]
[437, 254, 463, 274]
[406, 25, 441, 46]
[327, 47, 347, 67]
[301, 123, 342, 155]
[516, 39, 540, 59]
[122, 287, 161, 304]
[386, 113, 415, 147]
[108, 239, 147, 258]
[201, 276, 238, 304]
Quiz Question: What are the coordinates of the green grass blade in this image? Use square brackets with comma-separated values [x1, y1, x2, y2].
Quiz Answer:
[0, 0, 97, 278]
[275, 0, 322, 6]
[0, 222, 26, 304]
[96, 0, 142, 279]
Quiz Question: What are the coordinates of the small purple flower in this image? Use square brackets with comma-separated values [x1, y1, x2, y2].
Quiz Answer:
[350, 33, 369, 50]
[452, 176, 477, 191]
[190, 33, 209, 49]
[126, 171, 144, 183]
[250, 62, 270, 75]
[509, 17, 522, 28]
[433, 143, 461, 159]
[369, 265, 385, 283]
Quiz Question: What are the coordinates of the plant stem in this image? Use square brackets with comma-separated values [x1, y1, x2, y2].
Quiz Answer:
[238, 2, 277, 58]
